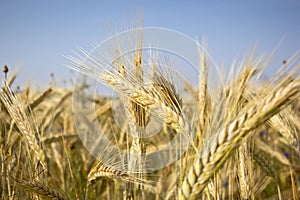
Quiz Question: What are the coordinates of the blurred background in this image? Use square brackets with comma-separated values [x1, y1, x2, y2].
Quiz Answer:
[0, 0, 299, 89]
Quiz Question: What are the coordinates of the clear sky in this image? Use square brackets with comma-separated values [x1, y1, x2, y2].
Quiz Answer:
[0, 0, 299, 88]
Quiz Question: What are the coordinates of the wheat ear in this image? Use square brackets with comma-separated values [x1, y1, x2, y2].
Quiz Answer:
[238, 143, 251, 199]
[0, 87, 45, 166]
[28, 87, 52, 110]
[101, 72, 187, 134]
[17, 179, 69, 200]
[88, 162, 150, 185]
[269, 110, 300, 155]
[178, 80, 300, 199]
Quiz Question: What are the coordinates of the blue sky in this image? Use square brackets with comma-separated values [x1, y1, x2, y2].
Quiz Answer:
[0, 0, 299, 88]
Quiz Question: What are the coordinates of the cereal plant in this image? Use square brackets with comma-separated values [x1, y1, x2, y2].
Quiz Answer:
[0, 20, 299, 200]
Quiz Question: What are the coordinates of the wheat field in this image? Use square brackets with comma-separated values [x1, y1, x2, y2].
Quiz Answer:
[0, 24, 300, 200]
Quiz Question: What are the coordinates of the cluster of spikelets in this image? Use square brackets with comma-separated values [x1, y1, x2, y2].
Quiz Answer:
[1, 29, 300, 200]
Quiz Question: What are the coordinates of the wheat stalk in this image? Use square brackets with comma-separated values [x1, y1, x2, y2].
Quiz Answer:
[125, 44, 147, 199]
[178, 79, 300, 199]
